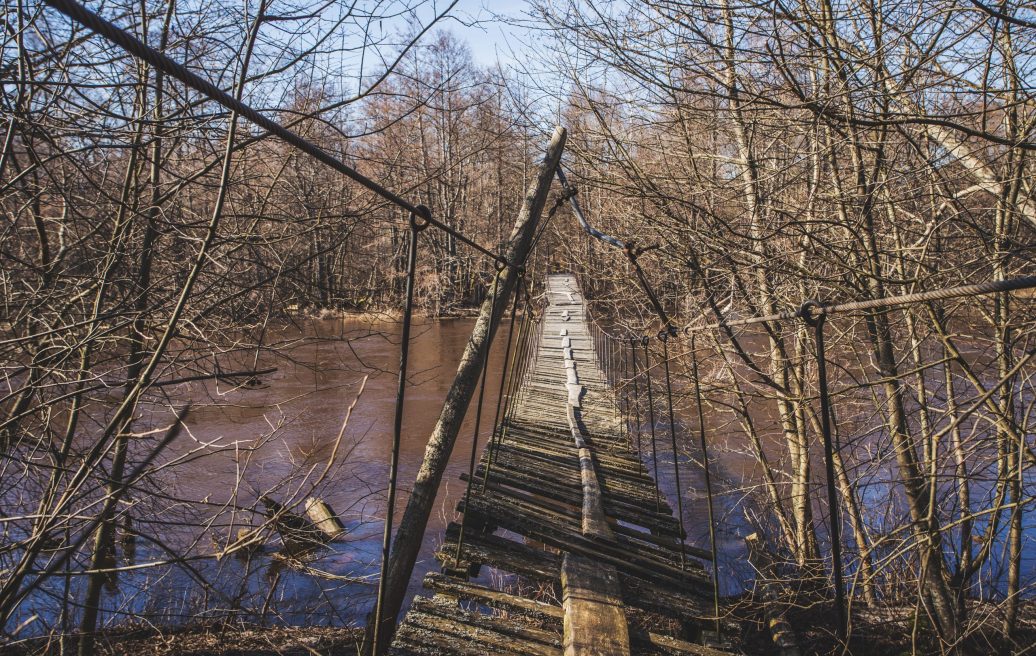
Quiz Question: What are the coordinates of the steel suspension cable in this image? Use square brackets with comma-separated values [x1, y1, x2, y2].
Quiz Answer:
[371, 209, 427, 655]
[691, 333, 721, 637]
[681, 275, 1036, 334]
[527, 187, 574, 257]
[659, 330, 687, 571]
[455, 268, 503, 568]
[557, 166, 672, 330]
[483, 273, 525, 487]
[42, 0, 508, 266]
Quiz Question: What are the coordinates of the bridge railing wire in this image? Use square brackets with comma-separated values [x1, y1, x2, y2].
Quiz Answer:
[581, 266, 1036, 644]
[559, 162, 1036, 645]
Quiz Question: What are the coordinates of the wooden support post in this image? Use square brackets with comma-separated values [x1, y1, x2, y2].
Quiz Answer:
[562, 553, 630, 656]
[368, 126, 567, 654]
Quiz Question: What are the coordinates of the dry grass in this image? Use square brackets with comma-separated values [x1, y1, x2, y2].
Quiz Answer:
[6, 625, 363, 656]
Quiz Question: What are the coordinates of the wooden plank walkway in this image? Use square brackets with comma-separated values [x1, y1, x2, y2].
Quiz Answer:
[389, 274, 734, 656]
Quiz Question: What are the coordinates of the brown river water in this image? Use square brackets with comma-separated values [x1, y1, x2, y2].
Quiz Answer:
[18, 316, 747, 634]
[145, 314, 745, 628]
[159, 316, 515, 626]
[22, 314, 1030, 636]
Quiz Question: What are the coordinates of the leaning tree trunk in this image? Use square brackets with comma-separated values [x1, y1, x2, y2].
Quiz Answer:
[366, 126, 567, 654]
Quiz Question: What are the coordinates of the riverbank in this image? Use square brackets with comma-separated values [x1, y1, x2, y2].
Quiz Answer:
[295, 305, 487, 322]
[5, 625, 363, 656]
[10, 597, 1032, 656]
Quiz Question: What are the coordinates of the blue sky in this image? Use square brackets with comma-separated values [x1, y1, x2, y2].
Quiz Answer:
[437, 0, 527, 68]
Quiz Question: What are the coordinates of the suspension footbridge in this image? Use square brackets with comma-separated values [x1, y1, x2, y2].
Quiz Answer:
[387, 274, 730, 656]
[27, 2, 1036, 653]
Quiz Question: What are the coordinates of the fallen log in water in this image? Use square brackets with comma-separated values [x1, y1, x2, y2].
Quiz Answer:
[260, 496, 332, 555]
[306, 497, 346, 540]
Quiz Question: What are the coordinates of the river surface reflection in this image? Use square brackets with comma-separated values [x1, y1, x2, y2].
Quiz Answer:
[99, 315, 746, 629]
[162, 316, 511, 624]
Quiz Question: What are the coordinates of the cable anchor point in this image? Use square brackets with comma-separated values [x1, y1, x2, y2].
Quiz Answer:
[798, 298, 826, 327]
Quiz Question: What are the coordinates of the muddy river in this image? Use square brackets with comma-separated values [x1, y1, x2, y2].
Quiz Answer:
[98, 314, 749, 630]
[21, 312, 1031, 638]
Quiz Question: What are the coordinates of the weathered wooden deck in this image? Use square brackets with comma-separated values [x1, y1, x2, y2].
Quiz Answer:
[389, 274, 732, 656]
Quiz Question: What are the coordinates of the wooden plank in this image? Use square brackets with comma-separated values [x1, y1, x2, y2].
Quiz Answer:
[486, 447, 671, 514]
[416, 596, 562, 647]
[458, 496, 715, 585]
[488, 439, 676, 510]
[424, 572, 563, 619]
[566, 384, 583, 407]
[463, 480, 694, 565]
[619, 572, 729, 627]
[561, 554, 630, 656]
[437, 525, 561, 582]
[632, 629, 737, 656]
[566, 403, 611, 539]
[470, 468, 684, 535]
[490, 436, 672, 493]
[497, 429, 648, 474]
[467, 481, 690, 555]
[395, 598, 561, 656]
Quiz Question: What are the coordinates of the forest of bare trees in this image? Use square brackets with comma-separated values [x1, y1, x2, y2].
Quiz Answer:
[3, 0, 1036, 654]
[537, 1, 1036, 652]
